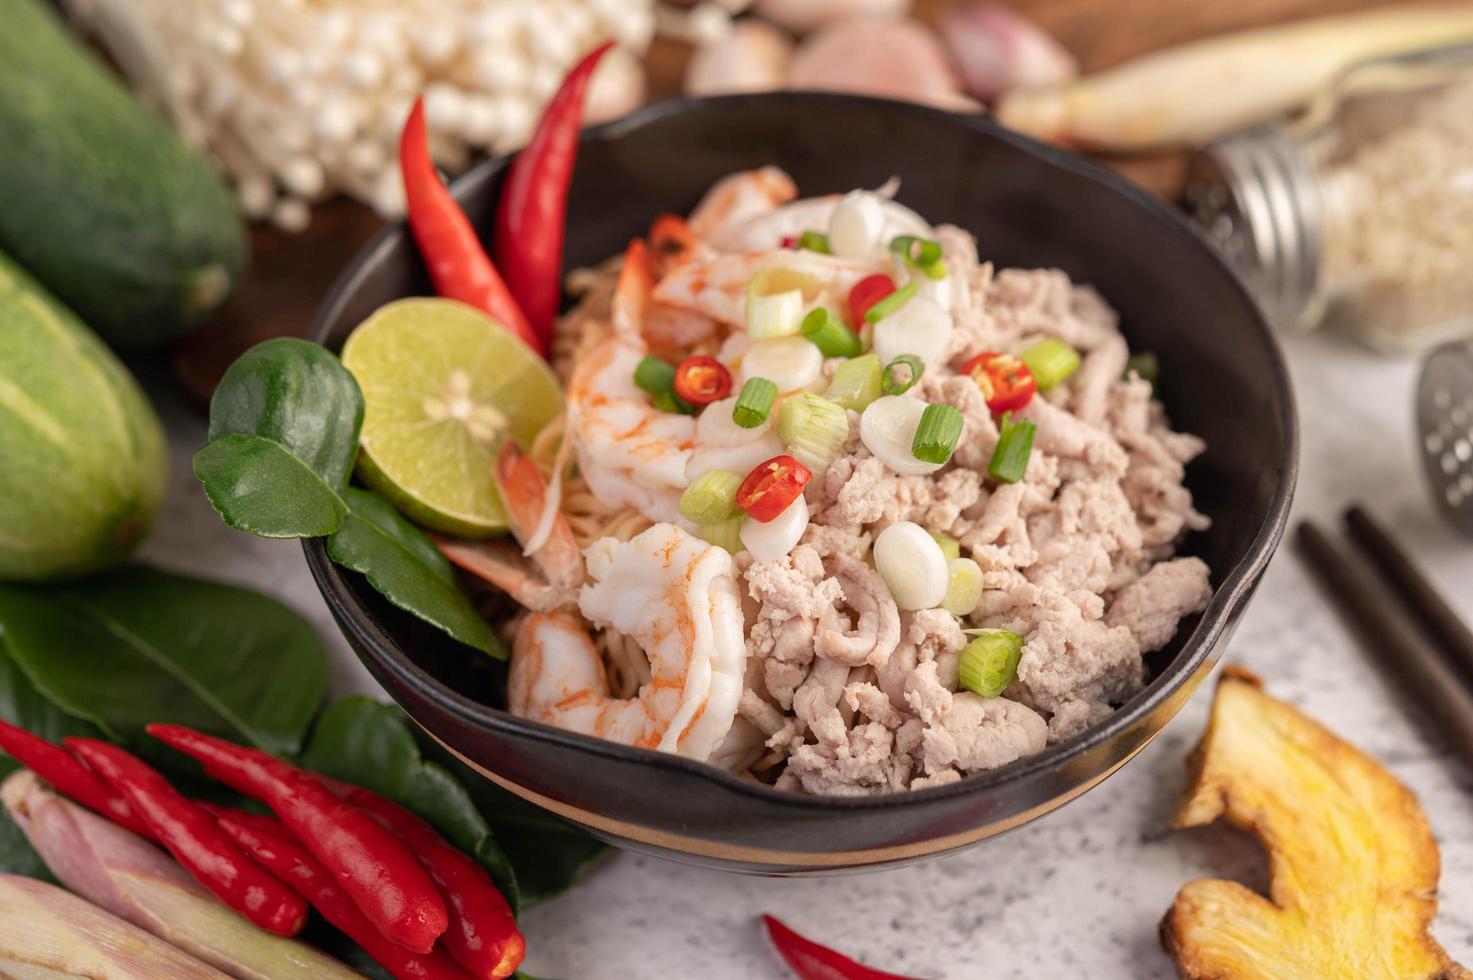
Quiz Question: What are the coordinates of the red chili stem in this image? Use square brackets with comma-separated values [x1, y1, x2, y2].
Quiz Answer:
[399, 98, 543, 356]
[65, 738, 308, 938]
[146, 724, 448, 954]
[762, 915, 920, 980]
[493, 41, 614, 346]
[212, 808, 475, 980]
[0, 721, 154, 840]
[322, 781, 524, 980]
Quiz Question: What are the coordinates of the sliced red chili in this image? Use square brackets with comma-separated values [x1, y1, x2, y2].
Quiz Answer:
[673, 356, 733, 405]
[780, 235, 798, 249]
[736, 454, 812, 523]
[847, 274, 897, 326]
[961, 351, 1037, 413]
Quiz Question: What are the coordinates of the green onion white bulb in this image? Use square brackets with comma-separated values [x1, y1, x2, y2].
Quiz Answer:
[740, 494, 809, 562]
[860, 396, 944, 476]
[874, 521, 949, 610]
[871, 292, 953, 369]
[740, 336, 823, 393]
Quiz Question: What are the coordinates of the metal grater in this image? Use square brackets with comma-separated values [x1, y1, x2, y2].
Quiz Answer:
[1419, 341, 1473, 538]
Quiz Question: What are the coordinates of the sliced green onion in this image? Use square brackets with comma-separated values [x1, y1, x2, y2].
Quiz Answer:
[824, 353, 883, 412]
[889, 235, 947, 279]
[881, 354, 925, 396]
[746, 289, 804, 340]
[778, 393, 850, 474]
[1018, 338, 1081, 390]
[863, 282, 918, 323]
[634, 354, 676, 396]
[957, 629, 1024, 698]
[1123, 351, 1159, 387]
[679, 469, 743, 524]
[732, 377, 777, 428]
[942, 557, 983, 616]
[987, 412, 1036, 484]
[800, 308, 862, 358]
[930, 532, 961, 561]
[911, 403, 963, 464]
[797, 230, 831, 254]
[652, 391, 693, 415]
[696, 514, 747, 553]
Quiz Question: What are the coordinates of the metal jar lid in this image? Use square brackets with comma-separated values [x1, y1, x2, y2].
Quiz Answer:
[1183, 125, 1322, 332]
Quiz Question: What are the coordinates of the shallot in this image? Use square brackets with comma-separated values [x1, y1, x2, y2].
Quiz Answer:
[754, 0, 911, 34]
[789, 17, 975, 111]
[686, 19, 794, 96]
[939, 2, 1077, 103]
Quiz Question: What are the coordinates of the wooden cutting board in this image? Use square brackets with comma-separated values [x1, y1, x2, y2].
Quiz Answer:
[172, 0, 1388, 404]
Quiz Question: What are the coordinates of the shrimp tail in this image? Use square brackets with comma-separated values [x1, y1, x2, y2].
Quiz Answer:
[648, 214, 704, 276]
[612, 238, 655, 338]
[436, 536, 571, 613]
[493, 441, 584, 593]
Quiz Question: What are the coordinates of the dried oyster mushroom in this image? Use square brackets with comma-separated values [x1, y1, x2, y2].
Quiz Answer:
[1162, 667, 1470, 980]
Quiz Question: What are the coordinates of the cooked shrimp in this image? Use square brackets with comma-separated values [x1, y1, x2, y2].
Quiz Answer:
[437, 441, 583, 611]
[688, 166, 797, 244]
[703, 189, 935, 254]
[612, 238, 719, 353]
[654, 248, 876, 328]
[567, 333, 695, 524]
[509, 524, 747, 761]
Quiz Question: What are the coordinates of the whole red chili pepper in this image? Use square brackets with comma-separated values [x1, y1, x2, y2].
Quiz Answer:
[762, 915, 920, 980]
[65, 738, 308, 938]
[146, 724, 448, 954]
[0, 721, 154, 840]
[330, 782, 524, 980]
[493, 41, 614, 346]
[211, 807, 474, 980]
[399, 98, 543, 355]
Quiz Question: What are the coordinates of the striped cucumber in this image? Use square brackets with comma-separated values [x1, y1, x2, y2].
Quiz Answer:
[0, 0, 246, 348]
[0, 251, 167, 581]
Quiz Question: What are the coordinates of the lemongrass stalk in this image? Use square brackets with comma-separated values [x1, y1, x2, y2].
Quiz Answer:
[997, 5, 1473, 150]
[1, 770, 356, 980]
[0, 872, 227, 979]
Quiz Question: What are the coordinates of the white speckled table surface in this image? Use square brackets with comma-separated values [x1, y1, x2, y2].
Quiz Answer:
[141, 328, 1473, 979]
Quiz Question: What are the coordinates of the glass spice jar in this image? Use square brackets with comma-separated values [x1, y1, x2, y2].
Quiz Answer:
[1183, 43, 1473, 353]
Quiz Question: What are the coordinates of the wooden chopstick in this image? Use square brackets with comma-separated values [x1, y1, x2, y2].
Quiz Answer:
[1344, 505, 1473, 689]
[1296, 520, 1473, 773]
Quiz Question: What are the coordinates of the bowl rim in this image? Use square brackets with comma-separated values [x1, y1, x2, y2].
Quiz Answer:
[304, 91, 1299, 812]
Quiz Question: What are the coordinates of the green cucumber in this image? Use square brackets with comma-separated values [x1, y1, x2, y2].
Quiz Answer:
[0, 0, 246, 349]
[0, 251, 167, 581]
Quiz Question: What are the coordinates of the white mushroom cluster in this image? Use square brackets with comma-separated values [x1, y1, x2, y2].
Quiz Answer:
[62, 0, 656, 230]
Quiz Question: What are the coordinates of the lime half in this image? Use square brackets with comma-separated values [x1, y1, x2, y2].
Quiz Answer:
[341, 298, 563, 537]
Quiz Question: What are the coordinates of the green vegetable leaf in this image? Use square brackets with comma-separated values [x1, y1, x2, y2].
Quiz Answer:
[195, 338, 363, 538]
[327, 488, 505, 658]
[0, 566, 327, 756]
[194, 435, 349, 538]
[420, 736, 609, 906]
[207, 338, 363, 488]
[0, 641, 102, 779]
[0, 801, 54, 885]
[299, 698, 521, 912]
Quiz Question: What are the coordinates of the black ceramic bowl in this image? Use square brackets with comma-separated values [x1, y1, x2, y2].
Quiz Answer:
[306, 93, 1296, 875]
